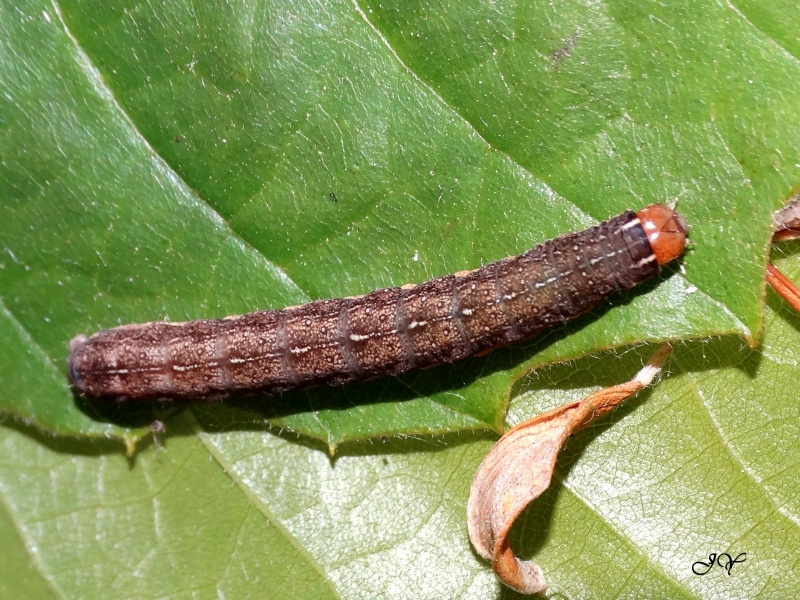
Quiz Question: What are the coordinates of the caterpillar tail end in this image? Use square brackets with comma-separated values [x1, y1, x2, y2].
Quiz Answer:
[68, 334, 88, 394]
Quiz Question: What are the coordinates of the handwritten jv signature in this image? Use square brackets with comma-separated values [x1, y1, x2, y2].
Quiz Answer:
[692, 552, 747, 576]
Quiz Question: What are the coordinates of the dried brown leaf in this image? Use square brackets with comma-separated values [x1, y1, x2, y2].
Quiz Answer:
[766, 263, 800, 314]
[467, 345, 672, 594]
[769, 195, 800, 313]
[773, 193, 800, 242]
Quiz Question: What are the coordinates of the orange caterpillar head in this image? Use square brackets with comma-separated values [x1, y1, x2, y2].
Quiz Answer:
[636, 204, 688, 266]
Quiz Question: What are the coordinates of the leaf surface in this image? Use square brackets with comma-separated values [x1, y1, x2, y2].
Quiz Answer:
[1, 0, 800, 597]
[2, 272, 800, 597]
[3, 0, 798, 443]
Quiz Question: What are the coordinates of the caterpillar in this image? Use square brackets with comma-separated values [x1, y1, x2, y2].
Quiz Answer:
[68, 204, 687, 400]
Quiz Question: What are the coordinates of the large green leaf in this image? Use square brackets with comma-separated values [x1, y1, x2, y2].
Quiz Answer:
[1, 0, 800, 597]
[1, 255, 799, 597]
[2, 0, 798, 445]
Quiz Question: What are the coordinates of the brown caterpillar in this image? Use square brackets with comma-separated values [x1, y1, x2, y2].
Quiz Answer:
[68, 205, 687, 400]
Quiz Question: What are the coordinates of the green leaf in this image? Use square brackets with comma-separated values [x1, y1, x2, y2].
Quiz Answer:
[2, 260, 800, 596]
[0, 417, 339, 598]
[2, 0, 798, 444]
[2, 0, 800, 596]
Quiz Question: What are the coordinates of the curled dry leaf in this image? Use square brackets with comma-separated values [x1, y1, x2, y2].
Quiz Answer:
[467, 344, 673, 595]
[766, 263, 800, 314]
[772, 193, 800, 242]
[768, 195, 800, 313]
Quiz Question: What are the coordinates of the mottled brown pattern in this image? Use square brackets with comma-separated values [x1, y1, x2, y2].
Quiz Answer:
[69, 208, 682, 400]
